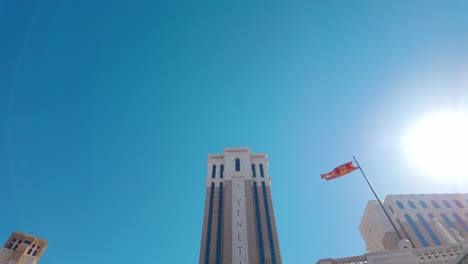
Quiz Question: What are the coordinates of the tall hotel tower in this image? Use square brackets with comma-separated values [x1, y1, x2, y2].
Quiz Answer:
[199, 148, 282, 264]
[0, 232, 47, 264]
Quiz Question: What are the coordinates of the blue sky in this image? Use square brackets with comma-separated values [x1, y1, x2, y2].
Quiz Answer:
[2, 0, 468, 263]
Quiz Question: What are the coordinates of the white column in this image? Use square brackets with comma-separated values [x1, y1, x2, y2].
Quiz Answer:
[232, 177, 249, 264]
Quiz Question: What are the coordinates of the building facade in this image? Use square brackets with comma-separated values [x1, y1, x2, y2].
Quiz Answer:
[199, 148, 282, 264]
[0, 232, 47, 264]
[360, 193, 468, 252]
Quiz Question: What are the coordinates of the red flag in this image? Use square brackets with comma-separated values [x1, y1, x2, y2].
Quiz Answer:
[321, 161, 359, 181]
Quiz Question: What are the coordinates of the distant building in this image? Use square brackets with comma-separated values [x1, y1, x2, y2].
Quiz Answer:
[360, 193, 468, 252]
[199, 148, 282, 264]
[0, 231, 47, 264]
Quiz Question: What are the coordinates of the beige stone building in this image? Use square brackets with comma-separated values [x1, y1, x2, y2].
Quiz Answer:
[317, 193, 468, 264]
[360, 194, 468, 252]
[0, 232, 47, 264]
[199, 148, 282, 264]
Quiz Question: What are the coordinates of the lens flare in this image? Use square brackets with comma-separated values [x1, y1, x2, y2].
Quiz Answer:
[403, 112, 468, 179]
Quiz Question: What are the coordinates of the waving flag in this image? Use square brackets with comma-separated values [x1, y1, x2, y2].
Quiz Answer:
[321, 161, 359, 181]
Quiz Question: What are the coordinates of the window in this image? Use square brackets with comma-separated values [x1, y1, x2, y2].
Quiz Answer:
[251, 164, 256, 178]
[419, 200, 428, 209]
[27, 244, 41, 257]
[211, 165, 216, 179]
[405, 214, 429, 247]
[262, 182, 277, 263]
[442, 200, 452, 208]
[453, 213, 468, 233]
[260, 164, 265, 178]
[8, 239, 22, 251]
[396, 201, 405, 209]
[235, 159, 240, 171]
[253, 182, 265, 263]
[396, 218, 411, 241]
[428, 213, 435, 220]
[24, 240, 32, 245]
[220, 165, 224, 179]
[408, 201, 417, 209]
[454, 199, 464, 208]
[215, 183, 224, 264]
[417, 214, 441, 245]
[204, 183, 216, 263]
[440, 213, 461, 238]
[389, 205, 394, 213]
[431, 200, 440, 208]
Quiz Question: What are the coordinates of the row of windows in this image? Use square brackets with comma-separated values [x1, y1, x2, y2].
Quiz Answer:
[7, 239, 40, 256]
[210, 162, 265, 178]
[211, 165, 224, 179]
[404, 214, 429, 247]
[252, 164, 265, 178]
[395, 199, 466, 210]
[397, 212, 468, 247]
[204, 183, 224, 263]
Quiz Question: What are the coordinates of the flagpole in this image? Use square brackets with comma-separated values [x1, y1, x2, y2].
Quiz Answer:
[352, 156, 404, 242]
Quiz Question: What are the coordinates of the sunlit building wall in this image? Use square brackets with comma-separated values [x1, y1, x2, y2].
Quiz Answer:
[0, 232, 47, 264]
[360, 193, 468, 252]
[199, 148, 282, 264]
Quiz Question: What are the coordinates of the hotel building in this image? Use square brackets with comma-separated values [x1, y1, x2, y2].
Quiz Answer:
[317, 193, 468, 264]
[0, 232, 47, 264]
[360, 193, 468, 252]
[199, 148, 282, 264]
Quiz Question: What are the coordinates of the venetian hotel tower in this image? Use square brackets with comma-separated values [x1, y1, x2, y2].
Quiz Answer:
[199, 148, 282, 264]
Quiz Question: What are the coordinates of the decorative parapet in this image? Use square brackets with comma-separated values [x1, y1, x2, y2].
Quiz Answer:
[317, 242, 468, 264]
[412, 243, 464, 263]
[317, 255, 368, 264]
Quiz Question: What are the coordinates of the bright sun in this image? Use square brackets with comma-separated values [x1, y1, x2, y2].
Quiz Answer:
[403, 111, 468, 179]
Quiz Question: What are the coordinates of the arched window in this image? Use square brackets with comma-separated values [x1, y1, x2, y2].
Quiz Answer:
[396, 201, 405, 209]
[396, 218, 411, 241]
[453, 213, 468, 233]
[211, 165, 216, 179]
[235, 158, 241, 171]
[405, 214, 429, 247]
[419, 200, 428, 209]
[440, 214, 457, 231]
[431, 200, 440, 208]
[260, 164, 265, 177]
[408, 201, 417, 209]
[417, 214, 441, 245]
[454, 199, 464, 208]
[220, 165, 224, 179]
[251, 164, 256, 178]
[442, 200, 452, 208]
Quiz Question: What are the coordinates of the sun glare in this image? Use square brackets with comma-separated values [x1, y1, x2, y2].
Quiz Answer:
[403, 112, 468, 179]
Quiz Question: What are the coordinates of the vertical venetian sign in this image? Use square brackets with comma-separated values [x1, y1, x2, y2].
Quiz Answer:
[232, 178, 249, 264]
